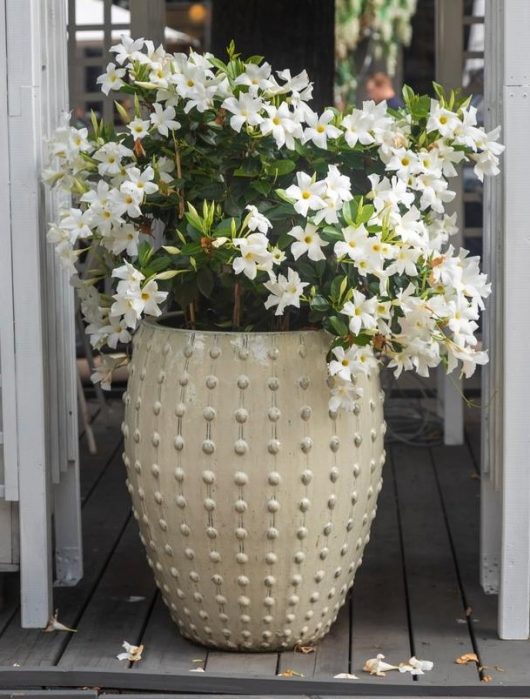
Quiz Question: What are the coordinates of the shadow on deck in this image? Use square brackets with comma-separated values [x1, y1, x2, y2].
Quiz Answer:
[0, 400, 528, 697]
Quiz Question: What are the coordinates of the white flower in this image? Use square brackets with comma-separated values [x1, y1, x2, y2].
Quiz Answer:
[368, 174, 415, 219]
[112, 260, 145, 284]
[263, 268, 308, 316]
[222, 93, 264, 132]
[127, 118, 151, 140]
[341, 109, 375, 148]
[105, 223, 140, 257]
[122, 166, 159, 199]
[288, 223, 327, 261]
[260, 103, 302, 149]
[235, 62, 273, 92]
[324, 164, 352, 204]
[328, 346, 361, 381]
[232, 233, 271, 280]
[110, 36, 145, 65]
[285, 172, 326, 217]
[110, 187, 143, 218]
[245, 205, 272, 234]
[93, 142, 133, 176]
[60, 208, 93, 242]
[138, 279, 168, 317]
[97, 62, 126, 95]
[149, 103, 181, 136]
[341, 291, 378, 335]
[388, 245, 420, 276]
[426, 100, 461, 137]
[334, 224, 369, 261]
[328, 377, 363, 413]
[99, 316, 132, 349]
[303, 109, 341, 149]
[91, 353, 128, 391]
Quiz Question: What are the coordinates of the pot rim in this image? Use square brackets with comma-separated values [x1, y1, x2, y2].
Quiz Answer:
[142, 312, 324, 337]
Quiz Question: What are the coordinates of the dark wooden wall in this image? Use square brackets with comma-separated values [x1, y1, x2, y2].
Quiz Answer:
[210, 0, 335, 111]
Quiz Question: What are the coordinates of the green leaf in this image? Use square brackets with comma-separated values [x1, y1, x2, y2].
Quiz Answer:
[310, 295, 330, 312]
[328, 315, 349, 336]
[264, 159, 296, 176]
[197, 267, 215, 297]
[138, 241, 154, 268]
[251, 180, 272, 196]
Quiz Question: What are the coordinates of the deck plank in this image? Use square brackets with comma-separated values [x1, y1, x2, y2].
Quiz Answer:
[206, 649, 278, 676]
[134, 593, 206, 673]
[80, 403, 123, 503]
[391, 444, 479, 686]
[350, 460, 413, 683]
[432, 441, 530, 686]
[58, 519, 156, 669]
[0, 445, 131, 667]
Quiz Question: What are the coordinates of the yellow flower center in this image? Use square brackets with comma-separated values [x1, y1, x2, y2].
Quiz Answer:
[302, 191, 311, 200]
[341, 359, 350, 366]
[439, 115, 448, 125]
[304, 235, 313, 244]
[273, 116, 281, 125]
[316, 125, 326, 133]
[141, 292, 150, 301]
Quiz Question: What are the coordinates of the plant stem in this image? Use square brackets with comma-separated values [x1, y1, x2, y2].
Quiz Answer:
[232, 283, 241, 328]
[188, 302, 196, 328]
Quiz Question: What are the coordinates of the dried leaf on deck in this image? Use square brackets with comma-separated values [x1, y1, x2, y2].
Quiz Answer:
[399, 656, 434, 675]
[465, 606, 473, 616]
[482, 674, 493, 683]
[190, 667, 205, 672]
[334, 672, 359, 679]
[116, 641, 144, 662]
[43, 610, 77, 633]
[294, 643, 316, 654]
[279, 669, 304, 677]
[456, 652, 479, 665]
[363, 654, 399, 677]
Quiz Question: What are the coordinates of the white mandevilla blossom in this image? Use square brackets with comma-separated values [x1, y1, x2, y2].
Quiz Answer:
[149, 103, 181, 136]
[222, 93, 264, 132]
[303, 109, 341, 149]
[285, 171, 326, 217]
[97, 62, 126, 95]
[288, 222, 327, 261]
[263, 268, 308, 316]
[244, 205, 272, 234]
[232, 233, 272, 280]
[341, 291, 378, 335]
[328, 378, 364, 413]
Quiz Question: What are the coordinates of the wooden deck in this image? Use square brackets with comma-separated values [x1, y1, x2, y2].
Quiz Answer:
[0, 399, 528, 697]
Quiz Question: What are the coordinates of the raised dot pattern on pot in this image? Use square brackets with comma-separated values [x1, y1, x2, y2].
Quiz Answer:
[123, 324, 385, 651]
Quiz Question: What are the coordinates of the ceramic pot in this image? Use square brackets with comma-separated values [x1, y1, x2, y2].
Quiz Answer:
[122, 316, 386, 651]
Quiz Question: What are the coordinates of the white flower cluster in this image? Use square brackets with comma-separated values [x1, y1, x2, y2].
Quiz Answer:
[42, 37, 503, 410]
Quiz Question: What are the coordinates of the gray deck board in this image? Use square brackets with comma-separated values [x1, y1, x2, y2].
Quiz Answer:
[0, 437, 130, 666]
[350, 462, 412, 684]
[391, 444, 479, 686]
[433, 442, 530, 687]
[79, 403, 123, 503]
[206, 649, 278, 676]
[134, 593, 207, 673]
[58, 519, 156, 669]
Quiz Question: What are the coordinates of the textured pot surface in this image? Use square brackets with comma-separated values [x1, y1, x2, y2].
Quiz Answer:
[122, 319, 386, 651]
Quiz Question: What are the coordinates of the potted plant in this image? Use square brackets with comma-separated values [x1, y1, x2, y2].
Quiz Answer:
[43, 37, 502, 651]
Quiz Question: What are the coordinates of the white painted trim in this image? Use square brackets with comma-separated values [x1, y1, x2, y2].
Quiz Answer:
[435, 0, 465, 446]
[480, 0, 503, 596]
[0, 0, 20, 502]
[6, 0, 53, 626]
[498, 0, 530, 640]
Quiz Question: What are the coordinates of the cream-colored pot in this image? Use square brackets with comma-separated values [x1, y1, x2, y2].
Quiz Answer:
[122, 317, 386, 651]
